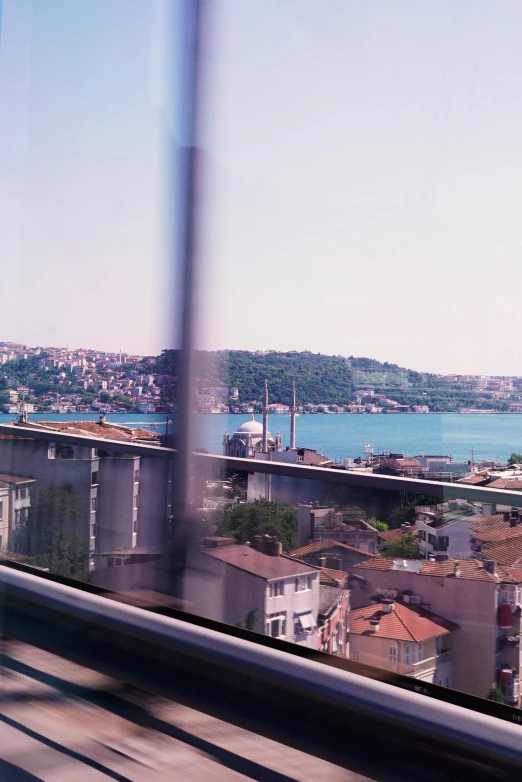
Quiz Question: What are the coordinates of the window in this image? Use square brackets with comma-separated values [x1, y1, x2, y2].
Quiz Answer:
[14, 510, 20, 527]
[91, 497, 98, 512]
[91, 471, 99, 486]
[266, 613, 286, 638]
[133, 519, 138, 533]
[134, 494, 139, 509]
[90, 523, 96, 538]
[350, 649, 360, 662]
[134, 469, 140, 483]
[418, 529, 426, 541]
[404, 643, 423, 665]
[428, 534, 436, 546]
[294, 612, 314, 634]
[0, 501, 3, 521]
[269, 581, 284, 598]
[295, 576, 311, 592]
[48, 443, 56, 460]
[388, 646, 398, 665]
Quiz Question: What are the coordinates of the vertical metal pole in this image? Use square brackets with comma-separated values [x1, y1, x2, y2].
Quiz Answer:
[167, 0, 205, 593]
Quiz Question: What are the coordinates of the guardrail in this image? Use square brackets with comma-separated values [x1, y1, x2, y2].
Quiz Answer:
[1, 562, 522, 781]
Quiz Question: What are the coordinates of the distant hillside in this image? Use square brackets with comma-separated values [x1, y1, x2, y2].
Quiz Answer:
[158, 350, 518, 411]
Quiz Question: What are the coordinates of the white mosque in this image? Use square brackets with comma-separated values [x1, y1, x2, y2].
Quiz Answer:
[222, 379, 297, 459]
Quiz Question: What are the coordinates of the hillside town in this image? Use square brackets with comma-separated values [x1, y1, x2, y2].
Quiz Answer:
[0, 342, 168, 415]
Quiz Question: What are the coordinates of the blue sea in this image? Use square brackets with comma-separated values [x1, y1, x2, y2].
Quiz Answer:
[5, 412, 522, 463]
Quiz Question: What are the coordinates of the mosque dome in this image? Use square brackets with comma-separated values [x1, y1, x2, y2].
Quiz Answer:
[236, 417, 264, 435]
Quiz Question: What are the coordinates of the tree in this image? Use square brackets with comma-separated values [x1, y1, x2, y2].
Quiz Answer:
[387, 495, 440, 529]
[20, 483, 89, 580]
[508, 453, 522, 465]
[216, 499, 298, 551]
[382, 532, 421, 559]
[367, 517, 389, 533]
[487, 684, 504, 703]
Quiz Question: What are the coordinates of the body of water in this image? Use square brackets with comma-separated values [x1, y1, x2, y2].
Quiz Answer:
[193, 413, 522, 464]
[4, 412, 522, 464]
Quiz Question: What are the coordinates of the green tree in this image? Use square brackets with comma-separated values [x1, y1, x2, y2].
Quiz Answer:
[382, 532, 421, 559]
[508, 453, 522, 465]
[367, 517, 389, 533]
[21, 483, 89, 580]
[216, 499, 298, 551]
[486, 684, 505, 703]
[387, 495, 440, 529]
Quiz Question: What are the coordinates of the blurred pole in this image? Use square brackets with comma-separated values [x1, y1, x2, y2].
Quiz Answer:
[167, 0, 206, 593]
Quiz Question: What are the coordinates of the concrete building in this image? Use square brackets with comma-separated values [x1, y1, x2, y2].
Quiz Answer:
[185, 536, 320, 648]
[0, 474, 36, 554]
[349, 599, 458, 685]
[347, 556, 522, 703]
[318, 585, 350, 657]
[0, 419, 168, 571]
[295, 504, 379, 552]
[415, 502, 476, 560]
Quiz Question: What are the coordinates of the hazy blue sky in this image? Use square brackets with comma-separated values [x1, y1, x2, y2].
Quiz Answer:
[2, 1, 522, 374]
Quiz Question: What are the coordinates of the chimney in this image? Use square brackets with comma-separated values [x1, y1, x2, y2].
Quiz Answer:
[381, 598, 394, 614]
[369, 618, 380, 633]
[483, 559, 496, 575]
[504, 511, 511, 523]
[401, 523, 410, 533]
[252, 534, 282, 557]
[454, 563, 461, 578]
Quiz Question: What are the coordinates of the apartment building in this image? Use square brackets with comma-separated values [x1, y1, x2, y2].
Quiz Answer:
[347, 556, 522, 703]
[318, 584, 350, 657]
[415, 502, 476, 560]
[349, 599, 458, 686]
[0, 420, 168, 570]
[297, 504, 379, 553]
[0, 474, 36, 554]
[186, 536, 320, 648]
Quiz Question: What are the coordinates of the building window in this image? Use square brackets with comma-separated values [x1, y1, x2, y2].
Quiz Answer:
[404, 643, 423, 665]
[428, 534, 436, 546]
[388, 646, 398, 665]
[0, 501, 3, 521]
[48, 442, 56, 459]
[418, 529, 426, 541]
[91, 497, 98, 512]
[350, 649, 360, 662]
[14, 509, 20, 527]
[133, 519, 138, 533]
[91, 471, 99, 486]
[294, 612, 314, 634]
[266, 613, 286, 638]
[269, 581, 284, 598]
[134, 469, 140, 483]
[295, 576, 311, 592]
[134, 494, 139, 509]
[90, 523, 96, 538]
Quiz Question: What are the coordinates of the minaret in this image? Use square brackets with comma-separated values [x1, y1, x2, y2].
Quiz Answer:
[262, 378, 269, 452]
[290, 378, 297, 450]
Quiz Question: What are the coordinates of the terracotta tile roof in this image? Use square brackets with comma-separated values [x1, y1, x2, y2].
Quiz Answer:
[0, 473, 36, 484]
[353, 557, 504, 582]
[350, 601, 458, 642]
[486, 478, 522, 489]
[9, 420, 161, 444]
[481, 537, 522, 568]
[379, 527, 418, 543]
[204, 544, 316, 580]
[288, 538, 377, 559]
[456, 473, 489, 485]
[471, 515, 522, 544]
[319, 567, 349, 587]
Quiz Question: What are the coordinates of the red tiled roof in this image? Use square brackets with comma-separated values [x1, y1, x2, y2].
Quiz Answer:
[9, 420, 161, 443]
[379, 527, 419, 543]
[481, 538, 522, 568]
[288, 538, 377, 559]
[486, 478, 522, 490]
[456, 473, 488, 485]
[350, 601, 458, 642]
[205, 544, 316, 580]
[471, 515, 522, 544]
[0, 473, 35, 484]
[353, 557, 504, 582]
[319, 567, 349, 587]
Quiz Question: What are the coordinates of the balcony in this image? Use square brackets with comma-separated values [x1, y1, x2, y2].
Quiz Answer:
[400, 651, 453, 677]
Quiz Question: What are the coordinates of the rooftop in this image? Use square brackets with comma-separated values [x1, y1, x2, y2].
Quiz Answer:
[8, 419, 161, 444]
[288, 538, 377, 559]
[471, 515, 522, 544]
[352, 557, 510, 582]
[350, 601, 458, 642]
[204, 544, 316, 580]
[318, 585, 345, 616]
[0, 473, 36, 485]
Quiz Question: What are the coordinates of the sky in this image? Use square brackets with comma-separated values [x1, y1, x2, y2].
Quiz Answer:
[2, 1, 522, 374]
